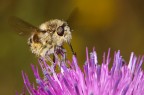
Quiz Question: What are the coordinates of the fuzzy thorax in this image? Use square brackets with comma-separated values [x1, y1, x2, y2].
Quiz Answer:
[27, 19, 72, 58]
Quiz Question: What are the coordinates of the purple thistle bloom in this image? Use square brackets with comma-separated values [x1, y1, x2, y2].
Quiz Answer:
[21, 48, 144, 95]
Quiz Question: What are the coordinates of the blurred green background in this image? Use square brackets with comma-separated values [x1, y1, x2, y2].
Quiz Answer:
[1, 0, 144, 94]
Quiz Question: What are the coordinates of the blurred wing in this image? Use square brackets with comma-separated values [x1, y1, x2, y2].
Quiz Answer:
[9, 16, 39, 36]
[66, 7, 79, 28]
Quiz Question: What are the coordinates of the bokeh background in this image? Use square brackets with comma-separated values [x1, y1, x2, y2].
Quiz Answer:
[1, 0, 144, 94]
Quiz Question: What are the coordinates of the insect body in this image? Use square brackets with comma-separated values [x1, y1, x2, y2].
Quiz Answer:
[9, 17, 75, 60]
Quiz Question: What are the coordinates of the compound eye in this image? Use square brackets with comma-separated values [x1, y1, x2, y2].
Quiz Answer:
[57, 26, 64, 36]
[33, 34, 39, 43]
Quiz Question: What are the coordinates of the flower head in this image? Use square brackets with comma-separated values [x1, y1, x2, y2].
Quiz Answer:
[21, 48, 144, 95]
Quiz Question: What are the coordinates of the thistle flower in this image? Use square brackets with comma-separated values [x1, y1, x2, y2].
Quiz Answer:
[21, 48, 144, 95]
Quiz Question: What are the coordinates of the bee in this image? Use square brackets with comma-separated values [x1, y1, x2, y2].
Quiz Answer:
[9, 16, 75, 61]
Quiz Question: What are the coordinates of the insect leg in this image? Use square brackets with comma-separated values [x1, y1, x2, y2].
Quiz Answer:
[53, 54, 55, 63]
[55, 46, 67, 62]
[61, 47, 67, 63]
[68, 42, 76, 55]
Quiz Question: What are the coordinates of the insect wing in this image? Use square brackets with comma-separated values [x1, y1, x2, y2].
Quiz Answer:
[9, 16, 39, 36]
